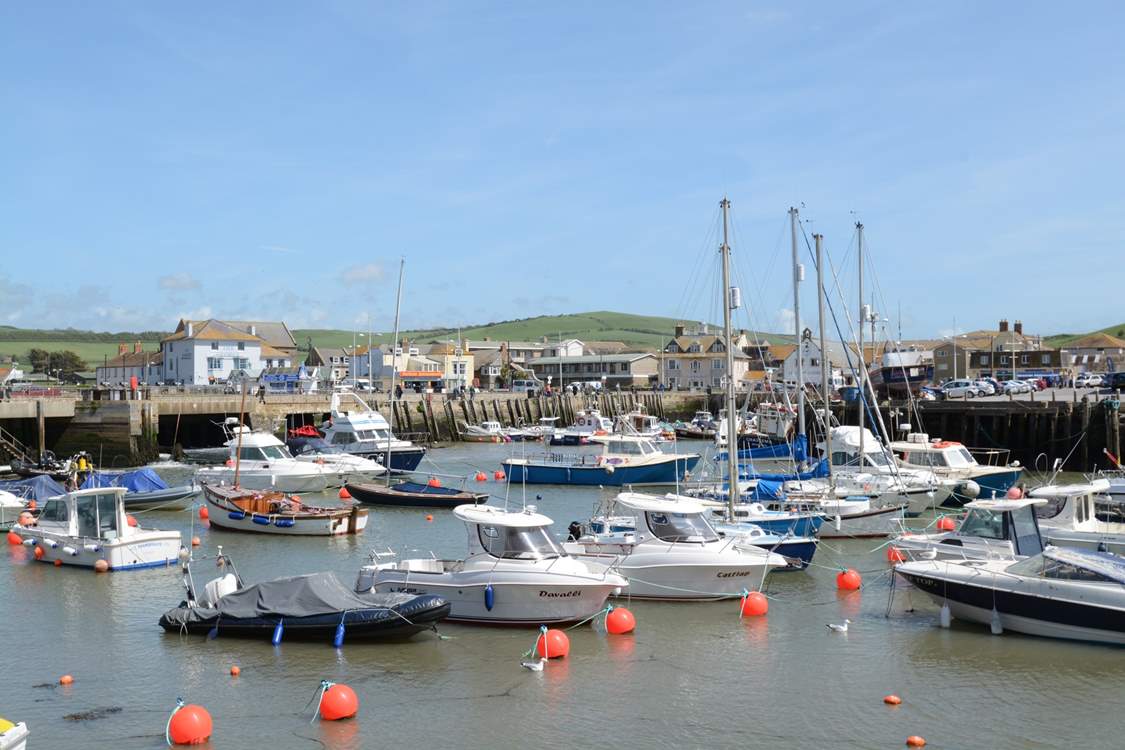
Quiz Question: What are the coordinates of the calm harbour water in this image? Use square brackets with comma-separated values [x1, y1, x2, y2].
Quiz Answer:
[3, 442, 1125, 749]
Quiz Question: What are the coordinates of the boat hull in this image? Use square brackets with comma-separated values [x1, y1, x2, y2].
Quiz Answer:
[361, 447, 427, 473]
[1040, 528, 1125, 556]
[345, 482, 488, 508]
[898, 564, 1125, 644]
[121, 484, 201, 511]
[202, 489, 368, 536]
[14, 528, 182, 570]
[946, 469, 1023, 507]
[502, 455, 701, 486]
[196, 469, 330, 494]
[818, 504, 906, 539]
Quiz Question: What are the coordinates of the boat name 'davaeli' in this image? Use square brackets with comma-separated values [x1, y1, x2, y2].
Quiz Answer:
[539, 590, 582, 598]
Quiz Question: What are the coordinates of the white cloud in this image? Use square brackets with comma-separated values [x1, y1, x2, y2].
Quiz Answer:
[339, 263, 384, 287]
[158, 272, 202, 291]
[260, 245, 294, 254]
[776, 308, 796, 332]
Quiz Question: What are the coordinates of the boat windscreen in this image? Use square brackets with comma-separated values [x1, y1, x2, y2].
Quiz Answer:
[958, 508, 1004, 540]
[478, 524, 563, 560]
[645, 511, 718, 543]
[260, 445, 291, 460]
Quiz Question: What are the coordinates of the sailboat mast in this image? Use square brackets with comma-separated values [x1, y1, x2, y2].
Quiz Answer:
[789, 207, 805, 437]
[234, 381, 247, 488]
[815, 234, 833, 486]
[720, 197, 739, 520]
[385, 257, 405, 487]
[857, 222, 865, 465]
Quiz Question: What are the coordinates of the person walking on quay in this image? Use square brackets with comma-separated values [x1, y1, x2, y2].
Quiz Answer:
[395, 384, 403, 400]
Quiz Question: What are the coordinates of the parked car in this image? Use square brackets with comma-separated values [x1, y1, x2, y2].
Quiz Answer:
[1003, 380, 1031, 395]
[973, 380, 996, 396]
[1108, 372, 1125, 390]
[941, 379, 980, 399]
[1075, 372, 1100, 388]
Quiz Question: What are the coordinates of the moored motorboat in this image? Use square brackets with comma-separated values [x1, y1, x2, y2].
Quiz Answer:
[1032, 479, 1125, 554]
[502, 436, 700, 486]
[10, 487, 182, 570]
[460, 421, 511, 443]
[161, 553, 448, 642]
[196, 430, 339, 492]
[285, 430, 387, 482]
[890, 496, 1046, 562]
[345, 480, 488, 508]
[80, 467, 200, 510]
[563, 492, 789, 599]
[320, 392, 426, 472]
[356, 504, 627, 624]
[896, 546, 1125, 644]
[202, 484, 367, 536]
[890, 432, 1022, 507]
[0, 490, 27, 528]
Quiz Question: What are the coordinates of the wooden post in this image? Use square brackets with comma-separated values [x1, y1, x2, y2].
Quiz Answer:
[1081, 399, 1091, 471]
[35, 399, 46, 458]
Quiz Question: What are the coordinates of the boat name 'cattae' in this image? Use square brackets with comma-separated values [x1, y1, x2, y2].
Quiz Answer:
[716, 571, 752, 578]
[539, 590, 582, 598]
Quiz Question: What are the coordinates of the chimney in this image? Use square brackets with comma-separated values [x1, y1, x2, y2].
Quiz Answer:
[186, 321, 194, 337]
[118, 343, 128, 356]
[1014, 320, 1023, 335]
[999, 319, 1009, 333]
[250, 324, 257, 336]
[134, 341, 142, 354]
[674, 324, 685, 338]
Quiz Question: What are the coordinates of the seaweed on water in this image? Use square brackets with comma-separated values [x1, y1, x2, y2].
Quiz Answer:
[64, 706, 123, 721]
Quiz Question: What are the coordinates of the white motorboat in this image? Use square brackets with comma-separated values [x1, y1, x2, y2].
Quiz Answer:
[196, 430, 339, 493]
[285, 432, 387, 482]
[0, 717, 28, 750]
[889, 432, 1023, 507]
[896, 546, 1125, 645]
[1032, 478, 1125, 554]
[356, 504, 626, 624]
[320, 392, 426, 472]
[11, 487, 182, 570]
[562, 492, 789, 600]
[461, 421, 510, 443]
[890, 496, 1046, 562]
[0, 490, 27, 527]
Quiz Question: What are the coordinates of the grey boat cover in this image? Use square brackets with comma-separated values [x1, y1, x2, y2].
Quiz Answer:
[200, 571, 416, 620]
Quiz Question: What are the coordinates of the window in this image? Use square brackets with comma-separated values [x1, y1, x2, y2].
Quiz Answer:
[237, 342, 245, 351]
[958, 509, 1004, 540]
[1021, 355, 1029, 365]
[644, 511, 718, 543]
[980, 354, 990, 365]
[331, 431, 356, 445]
[667, 360, 679, 370]
[688, 344, 701, 353]
[712, 360, 723, 369]
[712, 377, 722, 386]
[690, 361, 700, 372]
[1041, 354, 1051, 365]
[207, 358, 222, 370]
[477, 524, 562, 559]
[38, 498, 70, 525]
[211, 342, 218, 351]
[1010, 506, 1043, 556]
[236, 358, 249, 370]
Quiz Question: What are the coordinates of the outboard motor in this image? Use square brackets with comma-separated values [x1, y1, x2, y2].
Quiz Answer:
[567, 521, 584, 541]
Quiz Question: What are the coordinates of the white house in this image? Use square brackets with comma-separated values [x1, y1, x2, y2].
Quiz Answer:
[95, 344, 164, 385]
[780, 339, 854, 391]
[160, 319, 293, 385]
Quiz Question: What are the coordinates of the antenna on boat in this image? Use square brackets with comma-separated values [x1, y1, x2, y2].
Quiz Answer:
[234, 381, 247, 488]
[386, 257, 405, 487]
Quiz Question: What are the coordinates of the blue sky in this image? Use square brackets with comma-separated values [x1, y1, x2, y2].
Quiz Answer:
[2, 2, 1122, 340]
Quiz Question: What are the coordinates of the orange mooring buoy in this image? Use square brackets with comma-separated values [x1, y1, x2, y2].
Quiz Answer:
[740, 591, 769, 617]
[906, 736, 926, 747]
[320, 684, 358, 721]
[59, 674, 74, 685]
[836, 569, 862, 591]
[884, 694, 902, 705]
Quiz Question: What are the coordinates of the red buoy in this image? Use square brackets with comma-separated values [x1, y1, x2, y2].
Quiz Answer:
[605, 607, 636, 634]
[230, 665, 241, 676]
[836, 569, 862, 591]
[936, 516, 956, 532]
[906, 736, 926, 747]
[884, 694, 902, 705]
[320, 684, 358, 721]
[191, 536, 201, 547]
[34, 546, 44, 560]
[198, 505, 209, 520]
[475, 471, 487, 482]
[535, 629, 570, 659]
[53, 559, 62, 567]
[427, 477, 441, 488]
[493, 470, 505, 481]
[338, 487, 352, 499]
[740, 591, 769, 617]
[94, 559, 109, 573]
[59, 674, 74, 685]
[168, 704, 212, 745]
[887, 546, 906, 563]
[6, 531, 20, 545]
[1006, 486, 1023, 499]
[127, 515, 138, 528]
[425, 514, 433, 522]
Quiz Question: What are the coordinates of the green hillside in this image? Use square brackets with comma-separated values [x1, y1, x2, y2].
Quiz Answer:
[1045, 323, 1125, 348]
[294, 311, 793, 351]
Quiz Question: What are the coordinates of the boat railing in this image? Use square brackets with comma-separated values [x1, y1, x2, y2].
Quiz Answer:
[967, 446, 1012, 467]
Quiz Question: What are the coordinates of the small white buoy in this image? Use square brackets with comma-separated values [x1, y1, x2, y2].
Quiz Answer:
[826, 619, 851, 633]
[939, 603, 952, 628]
[520, 658, 546, 672]
[834, 514, 842, 532]
[990, 608, 1003, 635]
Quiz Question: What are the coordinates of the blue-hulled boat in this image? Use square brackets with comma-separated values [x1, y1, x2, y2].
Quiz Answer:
[502, 436, 700, 486]
[889, 434, 1023, 507]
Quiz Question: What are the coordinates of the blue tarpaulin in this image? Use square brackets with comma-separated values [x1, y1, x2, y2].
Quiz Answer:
[716, 435, 808, 464]
[81, 468, 168, 493]
[739, 458, 831, 482]
[748, 479, 786, 500]
[0, 475, 67, 501]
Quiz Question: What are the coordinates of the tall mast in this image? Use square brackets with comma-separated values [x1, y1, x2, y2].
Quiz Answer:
[233, 381, 247, 488]
[789, 207, 805, 438]
[815, 234, 833, 487]
[385, 258, 405, 487]
[720, 197, 739, 520]
[857, 222, 865, 466]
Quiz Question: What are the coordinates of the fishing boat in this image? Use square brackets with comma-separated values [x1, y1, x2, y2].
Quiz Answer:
[674, 411, 717, 440]
[1031, 479, 1125, 554]
[890, 496, 1046, 562]
[549, 409, 612, 446]
[889, 432, 1023, 507]
[460, 421, 511, 443]
[356, 504, 627, 624]
[202, 484, 367, 536]
[563, 492, 789, 599]
[10, 487, 182, 570]
[320, 392, 426, 472]
[196, 430, 339, 492]
[896, 546, 1125, 645]
[80, 467, 200, 510]
[501, 436, 700, 486]
[161, 550, 448, 641]
[344, 480, 488, 508]
[519, 416, 561, 441]
[285, 429, 387, 482]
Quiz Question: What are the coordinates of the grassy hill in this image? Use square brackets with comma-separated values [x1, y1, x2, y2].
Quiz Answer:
[294, 311, 793, 351]
[1045, 323, 1125, 348]
[0, 326, 166, 368]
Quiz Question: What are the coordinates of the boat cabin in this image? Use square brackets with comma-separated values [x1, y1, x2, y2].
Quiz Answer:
[1031, 479, 1118, 530]
[606, 492, 719, 544]
[572, 410, 613, 434]
[479, 421, 503, 433]
[228, 433, 296, 463]
[891, 433, 1012, 470]
[1005, 546, 1125, 584]
[455, 504, 565, 561]
[35, 487, 133, 541]
[948, 497, 1046, 557]
[692, 411, 714, 425]
[602, 436, 662, 458]
[821, 426, 896, 470]
[322, 393, 399, 447]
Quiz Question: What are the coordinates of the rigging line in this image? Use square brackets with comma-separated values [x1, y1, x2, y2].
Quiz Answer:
[729, 209, 788, 350]
[672, 204, 722, 323]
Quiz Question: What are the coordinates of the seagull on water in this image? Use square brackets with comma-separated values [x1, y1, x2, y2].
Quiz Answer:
[826, 619, 852, 633]
[520, 658, 547, 671]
